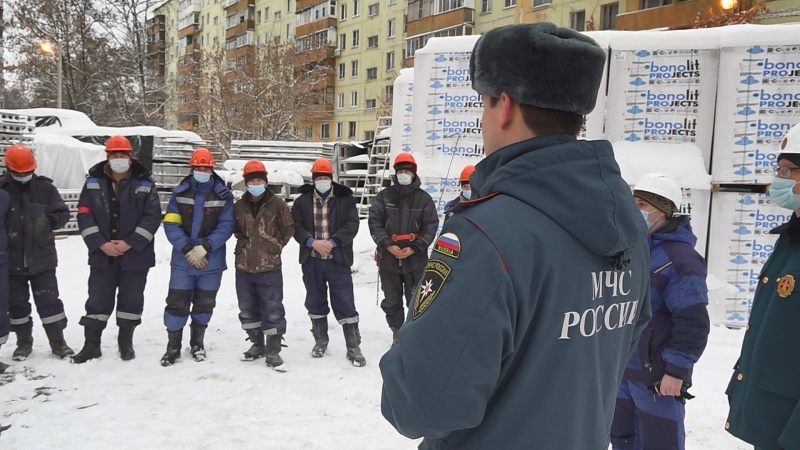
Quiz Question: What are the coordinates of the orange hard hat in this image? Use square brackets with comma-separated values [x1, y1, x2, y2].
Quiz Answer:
[459, 165, 475, 183]
[105, 135, 133, 152]
[243, 159, 266, 176]
[189, 148, 215, 167]
[311, 158, 334, 175]
[394, 153, 417, 172]
[3, 144, 37, 173]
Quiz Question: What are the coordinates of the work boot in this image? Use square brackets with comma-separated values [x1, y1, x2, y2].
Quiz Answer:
[264, 334, 285, 371]
[190, 323, 207, 362]
[71, 328, 103, 364]
[242, 328, 266, 361]
[390, 327, 400, 347]
[342, 323, 366, 367]
[117, 325, 136, 361]
[12, 328, 33, 361]
[310, 317, 329, 358]
[160, 329, 183, 367]
[45, 327, 75, 359]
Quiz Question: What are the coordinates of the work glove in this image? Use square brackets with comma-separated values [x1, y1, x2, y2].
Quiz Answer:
[185, 245, 208, 266]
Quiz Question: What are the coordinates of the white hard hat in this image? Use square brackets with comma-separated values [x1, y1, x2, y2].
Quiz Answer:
[633, 172, 682, 210]
[779, 123, 800, 155]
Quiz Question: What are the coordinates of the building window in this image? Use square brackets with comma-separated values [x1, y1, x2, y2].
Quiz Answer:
[570, 10, 585, 31]
[348, 121, 357, 137]
[366, 67, 378, 79]
[386, 51, 395, 71]
[337, 92, 345, 108]
[339, 33, 346, 50]
[389, 0, 396, 4]
[503, 0, 515, 7]
[265, 7, 269, 20]
[304, 126, 312, 139]
[641, 0, 670, 8]
[340, 3, 347, 19]
[321, 123, 330, 139]
[286, 24, 291, 38]
[532, 0, 551, 6]
[481, 0, 492, 13]
[353, 0, 360, 16]
[368, 35, 379, 48]
[338, 63, 345, 79]
[336, 122, 343, 138]
[601, 2, 618, 30]
[213, 16, 218, 24]
[350, 91, 358, 107]
[287, 0, 292, 12]
[352, 30, 360, 47]
[384, 85, 393, 101]
[368, 3, 379, 15]
[275, 10, 281, 20]
[257, 10, 261, 23]
[351, 60, 359, 77]
[388, 18, 396, 37]
[365, 130, 375, 140]
[365, 99, 377, 109]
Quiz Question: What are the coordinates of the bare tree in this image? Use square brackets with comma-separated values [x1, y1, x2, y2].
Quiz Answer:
[192, 42, 334, 155]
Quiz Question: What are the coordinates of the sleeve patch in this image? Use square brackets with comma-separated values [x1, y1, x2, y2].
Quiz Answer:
[433, 232, 461, 259]
[163, 212, 182, 225]
[412, 259, 452, 320]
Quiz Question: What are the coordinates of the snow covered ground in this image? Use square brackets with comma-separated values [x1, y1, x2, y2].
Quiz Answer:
[1, 223, 750, 449]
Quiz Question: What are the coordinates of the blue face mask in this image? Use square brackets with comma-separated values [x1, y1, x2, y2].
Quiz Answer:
[769, 176, 800, 211]
[193, 171, 212, 184]
[12, 174, 32, 184]
[640, 209, 657, 230]
[247, 184, 266, 197]
[462, 189, 472, 200]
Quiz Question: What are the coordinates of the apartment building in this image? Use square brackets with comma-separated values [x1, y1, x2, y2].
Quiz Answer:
[148, 0, 798, 144]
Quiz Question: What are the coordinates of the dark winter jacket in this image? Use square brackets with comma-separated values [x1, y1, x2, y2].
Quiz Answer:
[380, 134, 652, 450]
[726, 213, 800, 450]
[443, 194, 467, 223]
[0, 174, 70, 275]
[291, 182, 359, 267]
[624, 215, 709, 386]
[77, 160, 162, 270]
[163, 173, 234, 274]
[368, 177, 439, 274]
[0, 189, 8, 346]
[234, 190, 294, 273]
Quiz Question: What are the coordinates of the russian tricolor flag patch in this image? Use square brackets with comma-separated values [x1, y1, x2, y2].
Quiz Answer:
[433, 232, 461, 259]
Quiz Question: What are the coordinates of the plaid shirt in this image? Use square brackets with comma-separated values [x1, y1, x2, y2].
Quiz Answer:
[312, 190, 333, 259]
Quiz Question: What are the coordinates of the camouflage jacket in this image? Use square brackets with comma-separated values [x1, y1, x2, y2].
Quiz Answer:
[233, 190, 294, 273]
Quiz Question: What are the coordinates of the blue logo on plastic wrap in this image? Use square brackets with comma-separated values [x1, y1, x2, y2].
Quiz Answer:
[428, 107, 442, 115]
[738, 195, 756, 205]
[402, 145, 411, 152]
[430, 81, 444, 89]
[734, 167, 753, 176]
[627, 105, 644, 114]
[727, 313, 746, 322]
[625, 133, 642, 142]
[424, 185, 437, 193]
[405, 105, 413, 112]
[747, 46, 765, 54]
[630, 77, 646, 86]
[735, 136, 754, 146]
[740, 75, 759, 85]
[635, 50, 651, 58]
[427, 132, 441, 141]
[730, 255, 748, 264]
[435, 55, 447, 62]
[733, 225, 751, 235]
[404, 126, 412, 132]
[737, 106, 755, 116]
[735, 284, 746, 293]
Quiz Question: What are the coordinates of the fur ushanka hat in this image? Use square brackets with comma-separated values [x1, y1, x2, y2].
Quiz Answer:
[469, 22, 606, 115]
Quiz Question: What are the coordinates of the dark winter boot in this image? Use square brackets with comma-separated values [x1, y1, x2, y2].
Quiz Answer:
[242, 329, 266, 361]
[342, 323, 366, 367]
[190, 323, 207, 362]
[12, 328, 33, 361]
[390, 327, 400, 347]
[71, 328, 103, 364]
[45, 327, 75, 359]
[310, 317, 329, 358]
[117, 325, 136, 361]
[160, 330, 183, 367]
[264, 334, 285, 371]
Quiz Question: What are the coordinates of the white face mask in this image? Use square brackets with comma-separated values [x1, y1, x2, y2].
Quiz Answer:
[396, 174, 413, 186]
[109, 158, 131, 174]
[315, 180, 332, 193]
[462, 189, 472, 200]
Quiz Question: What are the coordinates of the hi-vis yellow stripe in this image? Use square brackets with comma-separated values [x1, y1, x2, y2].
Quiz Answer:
[163, 213, 182, 225]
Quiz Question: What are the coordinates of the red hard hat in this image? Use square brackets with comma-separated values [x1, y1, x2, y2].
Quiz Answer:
[189, 148, 215, 167]
[394, 153, 417, 172]
[243, 159, 266, 176]
[311, 158, 334, 175]
[105, 135, 133, 152]
[3, 144, 37, 172]
[459, 165, 475, 183]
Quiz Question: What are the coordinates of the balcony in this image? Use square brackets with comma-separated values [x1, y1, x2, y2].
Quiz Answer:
[297, 0, 330, 11]
[615, 0, 743, 30]
[406, 7, 474, 38]
[294, 45, 337, 66]
[225, 0, 254, 14]
[226, 19, 255, 39]
[178, 0, 201, 15]
[147, 41, 166, 56]
[297, 18, 337, 37]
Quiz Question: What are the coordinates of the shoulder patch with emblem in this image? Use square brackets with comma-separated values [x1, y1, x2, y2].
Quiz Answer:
[412, 259, 452, 320]
[433, 232, 461, 259]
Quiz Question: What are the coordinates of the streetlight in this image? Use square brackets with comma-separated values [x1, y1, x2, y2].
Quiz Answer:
[39, 40, 62, 109]
[720, 0, 737, 11]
